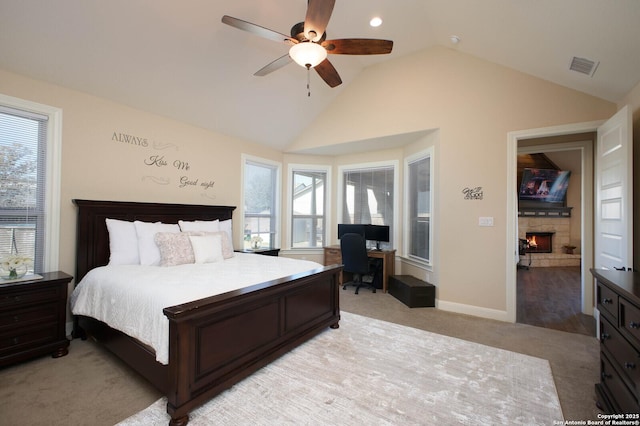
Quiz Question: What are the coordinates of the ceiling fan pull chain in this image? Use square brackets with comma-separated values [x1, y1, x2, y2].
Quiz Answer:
[307, 66, 311, 97]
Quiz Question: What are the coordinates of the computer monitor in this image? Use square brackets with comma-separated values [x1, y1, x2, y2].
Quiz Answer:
[337, 224, 366, 239]
[365, 225, 390, 250]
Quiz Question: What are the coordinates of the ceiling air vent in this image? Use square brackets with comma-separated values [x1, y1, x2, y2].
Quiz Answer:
[569, 56, 599, 77]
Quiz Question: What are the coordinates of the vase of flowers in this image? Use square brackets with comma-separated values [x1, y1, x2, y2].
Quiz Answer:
[250, 235, 263, 250]
[0, 254, 32, 280]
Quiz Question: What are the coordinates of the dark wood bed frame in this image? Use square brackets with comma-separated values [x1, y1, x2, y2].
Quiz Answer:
[73, 199, 341, 426]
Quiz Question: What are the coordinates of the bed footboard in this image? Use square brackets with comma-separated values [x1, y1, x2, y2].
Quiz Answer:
[163, 264, 341, 425]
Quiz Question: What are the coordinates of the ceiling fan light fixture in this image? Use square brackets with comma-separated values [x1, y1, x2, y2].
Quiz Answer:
[289, 42, 327, 68]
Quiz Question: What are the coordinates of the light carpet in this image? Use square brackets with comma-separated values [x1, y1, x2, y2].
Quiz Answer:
[118, 312, 564, 425]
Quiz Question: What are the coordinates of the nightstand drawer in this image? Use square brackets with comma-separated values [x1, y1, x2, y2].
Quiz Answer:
[0, 287, 59, 309]
[0, 323, 58, 353]
[0, 302, 58, 331]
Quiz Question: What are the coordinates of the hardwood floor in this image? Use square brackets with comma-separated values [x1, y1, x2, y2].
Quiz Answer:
[517, 266, 596, 336]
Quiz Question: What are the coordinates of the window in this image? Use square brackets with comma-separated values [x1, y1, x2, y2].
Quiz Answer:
[0, 94, 62, 274]
[242, 156, 280, 249]
[290, 167, 328, 248]
[340, 163, 395, 249]
[405, 150, 432, 263]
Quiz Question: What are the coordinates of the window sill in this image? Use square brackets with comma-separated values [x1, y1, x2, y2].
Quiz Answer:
[398, 255, 432, 271]
[280, 248, 324, 256]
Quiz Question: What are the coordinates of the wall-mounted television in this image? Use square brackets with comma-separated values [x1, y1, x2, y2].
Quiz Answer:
[519, 168, 571, 203]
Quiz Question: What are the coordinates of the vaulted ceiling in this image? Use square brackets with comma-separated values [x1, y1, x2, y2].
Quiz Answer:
[1, 0, 639, 151]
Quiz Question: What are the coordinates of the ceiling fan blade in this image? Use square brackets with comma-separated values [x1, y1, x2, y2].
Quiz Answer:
[222, 15, 296, 45]
[314, 58, 342, 88]
[304, 0, 335, 42]
[254, 54, 293, 77]
[322, 39, 393, 55]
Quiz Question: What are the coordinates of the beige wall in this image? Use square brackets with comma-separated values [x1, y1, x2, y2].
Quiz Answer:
[289, 46, 617, 316]
[0, 68, 282, 286]
[0, 44, 622, 321]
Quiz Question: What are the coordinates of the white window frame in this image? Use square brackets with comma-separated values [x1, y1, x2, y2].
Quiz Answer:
[240, 154, 281, 249]
[286, 163, 331, 250]
[403, 148, 433, 267]
[0, 93, 62, 272]
[336, 160, 399, 248]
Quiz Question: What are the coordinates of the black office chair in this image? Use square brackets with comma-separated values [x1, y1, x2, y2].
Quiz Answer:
[340, 233, 376, 294]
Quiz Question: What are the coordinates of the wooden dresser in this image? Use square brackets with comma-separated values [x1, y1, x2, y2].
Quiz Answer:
[592, 268, 640, 414]
[0, 271, 73, 367]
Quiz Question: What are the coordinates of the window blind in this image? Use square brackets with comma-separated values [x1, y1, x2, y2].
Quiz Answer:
[0, 106, 48, 273]
[342, 165, 394, 249]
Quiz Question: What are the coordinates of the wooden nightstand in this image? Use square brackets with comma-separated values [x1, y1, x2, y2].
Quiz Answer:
[0, 271, 73, 367]
[235, 248, 280, 257]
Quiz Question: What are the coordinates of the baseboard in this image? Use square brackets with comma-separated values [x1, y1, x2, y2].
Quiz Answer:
[437, 300, 510, 322]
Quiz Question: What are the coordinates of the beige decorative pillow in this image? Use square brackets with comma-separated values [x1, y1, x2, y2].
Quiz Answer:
[154, 232, 195, 266]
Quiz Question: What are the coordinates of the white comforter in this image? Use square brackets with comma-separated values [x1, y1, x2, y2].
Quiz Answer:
[70, 253, 323, 364]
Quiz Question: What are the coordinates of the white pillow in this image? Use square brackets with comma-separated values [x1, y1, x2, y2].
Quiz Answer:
[189, 234, 224, 264]
[219, 219, 234, 252]
[178, 219, 220, 233]
[106, 218, 140, 265]
[197, 231, 234, 259]
[134, 221, 180, 266]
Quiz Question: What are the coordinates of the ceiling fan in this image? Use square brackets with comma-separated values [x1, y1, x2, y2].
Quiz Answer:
[221, 0, 393, 88]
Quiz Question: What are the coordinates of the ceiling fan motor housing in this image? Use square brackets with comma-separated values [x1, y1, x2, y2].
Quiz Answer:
[291, 22, 326, 43]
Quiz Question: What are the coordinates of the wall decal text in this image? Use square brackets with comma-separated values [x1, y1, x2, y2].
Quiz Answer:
[110, 130, 216, 195]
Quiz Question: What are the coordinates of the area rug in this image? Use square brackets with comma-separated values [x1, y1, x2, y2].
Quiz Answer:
[118, 312, 564, 425]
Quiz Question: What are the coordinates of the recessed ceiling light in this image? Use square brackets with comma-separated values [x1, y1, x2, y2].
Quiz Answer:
[370, 17, 382, 27]
[450, 35, 461, 44]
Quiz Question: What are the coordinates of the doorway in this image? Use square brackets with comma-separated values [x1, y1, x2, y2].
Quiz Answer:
[516, 134, 594, 334]
[506, 121, 602, 324]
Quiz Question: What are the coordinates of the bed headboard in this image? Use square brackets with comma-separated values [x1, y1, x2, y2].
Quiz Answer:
[73, 199, 236, 282]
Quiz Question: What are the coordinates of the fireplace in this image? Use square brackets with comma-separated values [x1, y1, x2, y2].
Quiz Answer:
[518, 215, 579, 267]
[526, 232, 554, 253]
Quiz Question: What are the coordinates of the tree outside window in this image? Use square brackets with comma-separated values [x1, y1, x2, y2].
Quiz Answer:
[243, 159, 279, 249]
[291, 170, 326, 248]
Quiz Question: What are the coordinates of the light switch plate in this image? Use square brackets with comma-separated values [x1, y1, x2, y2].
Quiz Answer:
[479, 217, 494, 227]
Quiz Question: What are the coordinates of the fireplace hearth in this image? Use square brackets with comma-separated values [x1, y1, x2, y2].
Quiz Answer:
[526, 232, 554, 253]
[518, 215, 579, 267]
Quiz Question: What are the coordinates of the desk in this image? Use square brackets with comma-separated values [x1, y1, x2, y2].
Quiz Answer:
[323, 245, 395, 293]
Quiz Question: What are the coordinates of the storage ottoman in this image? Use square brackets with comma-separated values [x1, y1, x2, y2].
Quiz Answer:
[388, 275, 435, 308]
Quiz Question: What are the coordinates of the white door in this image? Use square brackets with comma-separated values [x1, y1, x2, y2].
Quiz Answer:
[594, 105, 633, 270]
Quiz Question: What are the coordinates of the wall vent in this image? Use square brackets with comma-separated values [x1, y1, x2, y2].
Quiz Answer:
[569, 56, 599, 77]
